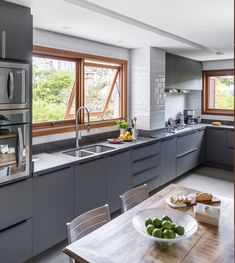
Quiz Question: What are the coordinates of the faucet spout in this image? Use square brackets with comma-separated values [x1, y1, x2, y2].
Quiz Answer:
[75, 106, 90, 148]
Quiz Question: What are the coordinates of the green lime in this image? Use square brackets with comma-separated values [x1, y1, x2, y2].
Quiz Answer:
[170, 230, 176, 238]
[152, 228, 163, 238]
[145, 218, 152, 227]
[163, 229, 173, 239]
[162, 215, 173, 222]
[174, 225, 185, 236]
[146, 224, 155, 235]
[152, 217, 162, 228]
[171, 223, 176, 231]
[161, 220, 172, 230]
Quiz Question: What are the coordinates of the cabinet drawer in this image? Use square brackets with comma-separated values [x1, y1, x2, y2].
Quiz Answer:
[0, 218, 32, 263]
[226, 130, 234, 148]
[132, 142, 160, 161]
[147, 175, 161, 192]
[177, 149, 198, 176]
[132, 166, 160, 187]
[0, 179, 32, 230]
[132, 154, 160, 174]
[176, 131, 197, 156]
[226, 148, 234, 167]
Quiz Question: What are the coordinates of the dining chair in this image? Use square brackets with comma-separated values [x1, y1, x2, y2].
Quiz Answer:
[120, 184, 149, 213]
[66, 204, 111, 263]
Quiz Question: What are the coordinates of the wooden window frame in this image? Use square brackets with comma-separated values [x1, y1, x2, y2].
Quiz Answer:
[32, 45, 127, 137]
[202, 69, 234, 116]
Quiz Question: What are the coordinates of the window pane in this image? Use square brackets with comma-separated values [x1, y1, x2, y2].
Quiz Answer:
[208, 75, 234, 110]
[32, 57, 76, 123]
[84, 65, 121, 122]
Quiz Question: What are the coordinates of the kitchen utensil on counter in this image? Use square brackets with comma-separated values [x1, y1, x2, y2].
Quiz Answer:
[168, 117, 175, 126]
[183, 109, 196, 125]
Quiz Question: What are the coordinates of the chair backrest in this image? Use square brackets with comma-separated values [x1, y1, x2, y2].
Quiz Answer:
[66, 204, 111, 245]
[120, 184, 149, 213]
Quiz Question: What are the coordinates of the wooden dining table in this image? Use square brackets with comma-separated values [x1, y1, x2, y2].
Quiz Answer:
[63, 184, 234, 263]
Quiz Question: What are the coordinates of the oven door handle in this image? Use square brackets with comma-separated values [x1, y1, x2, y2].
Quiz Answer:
[7, 72, 14, 100]
[15, 127, 24, 168]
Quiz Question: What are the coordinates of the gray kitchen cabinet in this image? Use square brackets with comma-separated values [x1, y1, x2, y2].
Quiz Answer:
[0, 2, 32, 61]
[225, 129, 234, 167]
[166, 52, 202, 91]
[32, 167, 74, 256]
[0, 179, 32, 230]
[161, 137, 177, 185]
[206, 128, 226, 165]
[106, 150, 131, 213]
[0, 218, 32, 263]
[196, 129, 206, 165]
[132, 142, 161, 192]
[176, 131, 199, 176]
[74, 158, 106, 216]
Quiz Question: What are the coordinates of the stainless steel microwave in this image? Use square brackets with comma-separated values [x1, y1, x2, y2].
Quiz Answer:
[0, 61, 29, 110]
[0, 109, 30, 184]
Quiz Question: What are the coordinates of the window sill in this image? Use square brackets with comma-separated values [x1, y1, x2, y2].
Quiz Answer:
[32, 120, 119, 137]
[202, 109, 234, 116]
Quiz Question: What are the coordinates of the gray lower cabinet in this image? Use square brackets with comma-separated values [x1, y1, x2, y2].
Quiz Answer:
[74, 158, 106, 216]
[206, 128, 226, 164]
[225, 129, 234, 167]
[177, 149, 198, 176]
[161, 137, 176, 185]
[132, 142, 161, 192]
[106, 150, 131, 213]
[196, 129, 206, 165]
[0, 179, 32, 230]
[0, 218, 32, 263]
[32, 167, 74, 256]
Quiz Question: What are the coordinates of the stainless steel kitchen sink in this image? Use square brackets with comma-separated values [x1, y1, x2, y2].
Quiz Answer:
[63, 149, 94, 158]
[82, 145, 115, 153]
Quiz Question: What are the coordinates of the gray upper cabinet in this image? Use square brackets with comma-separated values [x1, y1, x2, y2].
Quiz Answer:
[74, 158, 106, 216]
[206, 128, 226, 164]
[0, 2, 32, 61]
[106, 150, 131, 213]
[32, 167, 74, 256]
[166, 53, 202, 91]
[161, 137, 176, 185]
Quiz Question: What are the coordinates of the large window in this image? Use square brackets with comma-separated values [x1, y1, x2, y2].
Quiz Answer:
[203, 70, 234, 115]
[32, 46, 127, 136]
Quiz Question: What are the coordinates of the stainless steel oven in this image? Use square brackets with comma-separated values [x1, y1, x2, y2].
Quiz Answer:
[0, 61, 29, 109]
[0, 109, 30, 184]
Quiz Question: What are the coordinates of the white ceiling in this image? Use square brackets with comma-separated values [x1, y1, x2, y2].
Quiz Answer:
[7, 0, 234, 61]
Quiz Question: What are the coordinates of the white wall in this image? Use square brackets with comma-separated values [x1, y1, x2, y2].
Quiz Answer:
[33, 29, 131, 144]
[202, 59, 234, 71]
[165, 94, 186, 120]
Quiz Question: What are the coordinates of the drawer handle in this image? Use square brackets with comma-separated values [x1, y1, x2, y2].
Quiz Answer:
[177, 131, 196, 137]
[109, 150, 129, 157]
[132, 153, 159, 163]
[0, 219, 27, 233]
[132, 164, 159, 176]
[177, 148, 198, 158]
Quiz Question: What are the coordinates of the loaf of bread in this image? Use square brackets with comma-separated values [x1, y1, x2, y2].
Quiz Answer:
[196, 192, 213, 202]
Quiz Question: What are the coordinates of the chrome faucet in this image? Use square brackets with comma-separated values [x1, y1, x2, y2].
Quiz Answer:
[75, 106, 90, 148]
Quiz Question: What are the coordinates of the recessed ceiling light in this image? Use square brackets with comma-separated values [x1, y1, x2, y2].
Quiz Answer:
[216, 51, 224, 55]
[62, 26, 71, 30]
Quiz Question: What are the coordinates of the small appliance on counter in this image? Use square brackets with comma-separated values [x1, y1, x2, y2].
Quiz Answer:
[183, 109, 197, 125]
[0, 61, 31, 185]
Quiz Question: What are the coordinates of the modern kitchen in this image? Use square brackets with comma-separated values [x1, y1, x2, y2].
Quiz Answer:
[0, 0, 234, 263]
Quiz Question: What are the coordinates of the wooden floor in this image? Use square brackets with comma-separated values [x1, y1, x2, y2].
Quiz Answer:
[26, 166, 234, 263]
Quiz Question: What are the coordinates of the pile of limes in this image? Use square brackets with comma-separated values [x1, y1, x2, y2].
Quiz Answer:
[145, 215, 185, 239]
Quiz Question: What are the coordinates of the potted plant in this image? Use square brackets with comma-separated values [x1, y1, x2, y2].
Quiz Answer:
[116, 119, 129, 135]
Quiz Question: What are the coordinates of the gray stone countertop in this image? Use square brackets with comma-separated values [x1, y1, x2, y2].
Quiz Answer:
[33, 123, 234, 176]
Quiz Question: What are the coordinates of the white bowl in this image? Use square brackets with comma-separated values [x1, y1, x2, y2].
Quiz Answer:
[132, 208, 198, 245]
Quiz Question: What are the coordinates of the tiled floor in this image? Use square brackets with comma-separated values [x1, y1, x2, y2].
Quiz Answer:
[27, 166, 234, 263]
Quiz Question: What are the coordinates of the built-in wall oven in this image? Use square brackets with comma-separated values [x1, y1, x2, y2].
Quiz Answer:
[0, 61, 30, 185]
[0, 61, 29, 109]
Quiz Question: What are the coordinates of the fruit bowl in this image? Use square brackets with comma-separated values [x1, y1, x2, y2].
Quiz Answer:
[132, 208, 198, 245]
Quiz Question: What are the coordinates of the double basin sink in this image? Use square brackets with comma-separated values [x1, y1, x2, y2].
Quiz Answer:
[63, 145, 116, 158]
